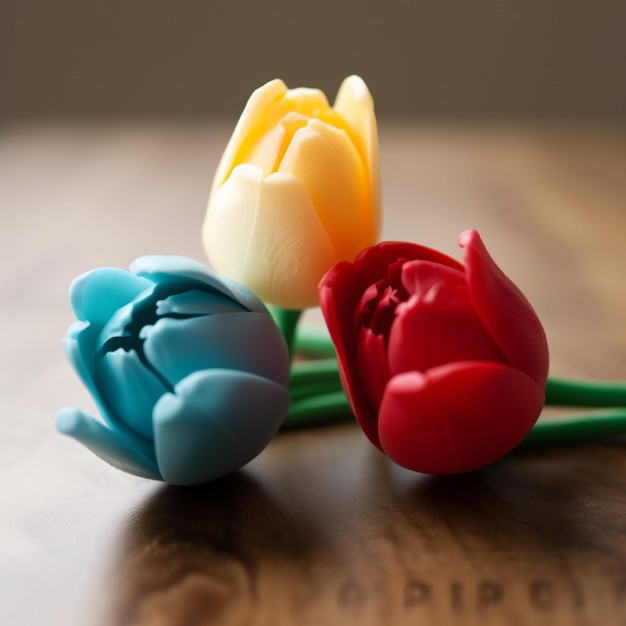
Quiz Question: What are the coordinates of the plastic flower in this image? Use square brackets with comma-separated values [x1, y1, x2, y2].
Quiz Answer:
[202, 75, 380, 310]
[319, 230, 549, 474]
[56, 255, 290, 485]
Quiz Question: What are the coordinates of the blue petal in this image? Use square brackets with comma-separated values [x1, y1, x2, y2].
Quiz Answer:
[152, 369, 290, 485]
[69, 267, 153, 326]
[65, 322, 157, 452]
[142, 312, 290, 388]
[156, 290, 246, 317]
[63, 324, 118, 421]
[64, 321, 100, 394]
[56, 407, 161, 480]
[130, 255, 270, 314]
[95, 301, 135, 349]
[95, 348, 169, 439]
[95, 282, 161, 352]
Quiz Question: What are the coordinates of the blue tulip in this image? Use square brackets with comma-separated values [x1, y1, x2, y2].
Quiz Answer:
[56, 255, 291, 485]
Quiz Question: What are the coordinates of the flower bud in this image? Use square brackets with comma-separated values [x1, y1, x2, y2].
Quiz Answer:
[203, 75, 380, 309]
[56, 255, 290, 485]
[319, 230, 549, 474]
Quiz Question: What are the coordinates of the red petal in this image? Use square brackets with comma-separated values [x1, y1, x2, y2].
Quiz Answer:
[357, 326, 391, 410]
[318, 241, 462, 449]
[460, 230, 549, 387]
[389, 299, 508, 376]
[399, 258, 467, 299]
[389, 260, 507, 375]
[319, 262, 380, 446]
[353, 282, 382, 333]
[377, 361, 545, 474]
[353, 241, 463, 288]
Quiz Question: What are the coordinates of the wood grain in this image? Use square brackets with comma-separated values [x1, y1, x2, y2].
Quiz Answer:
[1, 122, 625, 626]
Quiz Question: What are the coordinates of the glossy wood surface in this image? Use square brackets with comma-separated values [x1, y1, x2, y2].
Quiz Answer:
[1, 122, 625, 625]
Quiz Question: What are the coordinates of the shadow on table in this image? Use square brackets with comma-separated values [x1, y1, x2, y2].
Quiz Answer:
[107, 442, 626, 625]
[390, 444, 623, 558]
[109, 471, 331, 626]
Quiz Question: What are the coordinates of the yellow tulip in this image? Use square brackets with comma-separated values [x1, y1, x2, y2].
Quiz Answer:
[202, 75, 380, 310]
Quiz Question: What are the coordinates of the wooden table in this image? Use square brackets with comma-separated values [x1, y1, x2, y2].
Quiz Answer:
[1, 122, 625, 625]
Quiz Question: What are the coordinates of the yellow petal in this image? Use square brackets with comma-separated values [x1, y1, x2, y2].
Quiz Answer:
[211, 79, 288, 196]
[278, 119, 372, 261]
[333, 75, 381, 239]
[244, 111, 308, 177]
[242, 120, 287, 178]
[280, 87, 331, 117]
[203, 164, 337, 309]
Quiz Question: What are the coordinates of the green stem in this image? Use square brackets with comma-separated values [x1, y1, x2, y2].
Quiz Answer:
[294, 324, 336, 358]
[289, 359, 343, 400]
[520, 409, 626, 447]
[290, 380, 343, 402]
[268, 306, 303, 360]
[545, 377, 626, 407]
[282, 391, 354, 429]
[290, 358, 340, 384]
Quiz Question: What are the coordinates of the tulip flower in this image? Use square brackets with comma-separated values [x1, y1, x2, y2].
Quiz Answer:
[318, 230, 550, 474]
[202, 75, 380, 310]
[56, 255, 290, 485]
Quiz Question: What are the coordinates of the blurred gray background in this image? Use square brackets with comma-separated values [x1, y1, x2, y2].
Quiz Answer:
[1, 0, 625, 124]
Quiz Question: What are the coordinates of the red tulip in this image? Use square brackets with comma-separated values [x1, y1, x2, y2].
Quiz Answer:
[319, 230, 549, 474]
